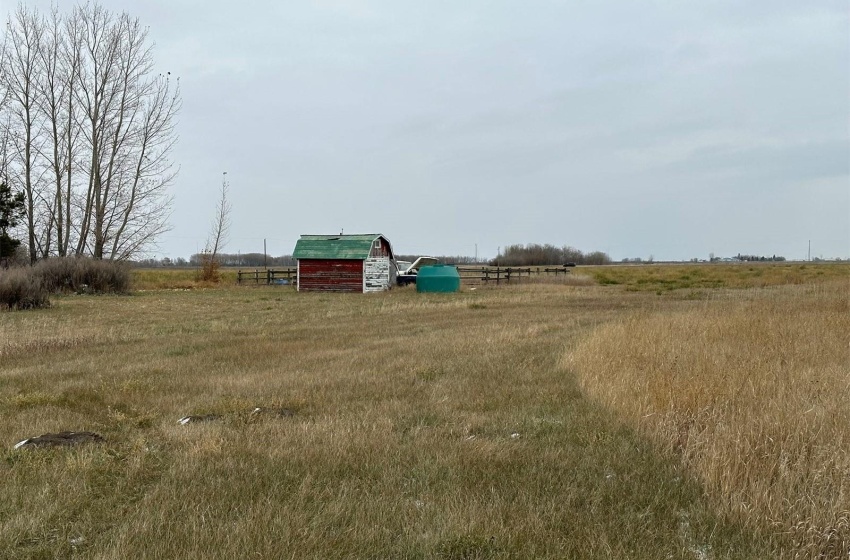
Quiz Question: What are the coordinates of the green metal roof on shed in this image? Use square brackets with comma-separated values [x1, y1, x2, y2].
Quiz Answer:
[292, 234, 391, 260]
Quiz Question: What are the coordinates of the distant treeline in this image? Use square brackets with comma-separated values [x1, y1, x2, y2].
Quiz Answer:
[136, 253, 485, 268]
[135, 253, 296, 267]
[128, 250, 795, 269]
[730, 254, 786, 262]
[703, 254, 787, 263]
[490, 244, 612, 266]
[201, 253, 297, 267]
[395, 254, 482, 265]
[135, 247, 613, 268]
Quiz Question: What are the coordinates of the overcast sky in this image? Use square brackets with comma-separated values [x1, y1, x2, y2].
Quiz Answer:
[6, 1, 848, 261]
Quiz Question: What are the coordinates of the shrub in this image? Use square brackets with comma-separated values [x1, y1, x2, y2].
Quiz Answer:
[71, 258, 131, 293]
[34, 257, 131, 294]
[0, 267, 49, 310]
[197, 253, 221, 283]
[33, 257, 76, 292]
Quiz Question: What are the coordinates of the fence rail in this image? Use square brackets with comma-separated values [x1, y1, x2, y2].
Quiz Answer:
[237, 265, 571, 286]
[456, 266, 571, 285]
[237, 268, 297, 285]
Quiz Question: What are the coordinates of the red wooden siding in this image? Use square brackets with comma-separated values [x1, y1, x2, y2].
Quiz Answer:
[370, 237, 392, 258]
[298, 259, 364, 292]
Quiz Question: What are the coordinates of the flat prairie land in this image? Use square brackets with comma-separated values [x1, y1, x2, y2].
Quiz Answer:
[1, 263, 847, 559]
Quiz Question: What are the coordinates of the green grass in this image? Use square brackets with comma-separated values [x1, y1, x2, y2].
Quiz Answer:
[130, 266, 240, 290]
[583, 262, 849, 292]
[1, 264, 843, 558]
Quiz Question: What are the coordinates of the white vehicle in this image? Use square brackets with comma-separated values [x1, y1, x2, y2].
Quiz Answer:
[395, 257, 439, 285]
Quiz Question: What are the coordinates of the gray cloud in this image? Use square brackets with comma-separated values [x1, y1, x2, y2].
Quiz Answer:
[9, 0, 846, 260]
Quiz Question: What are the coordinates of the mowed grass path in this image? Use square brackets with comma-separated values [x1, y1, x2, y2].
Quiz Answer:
[0, 273, 820, 558]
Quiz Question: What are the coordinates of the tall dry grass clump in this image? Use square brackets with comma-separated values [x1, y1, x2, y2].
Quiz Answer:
[564, 281, 850, 558]
[1, 257, 129, 311]
[35, 257, 130, 293]
[0, 268, 49, 310]
[197, 253, 221, 283]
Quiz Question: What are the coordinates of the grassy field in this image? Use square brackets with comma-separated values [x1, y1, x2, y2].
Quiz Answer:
[1, 263, 847, 558]
[132, 266, 240, 289]
[583, 261, 849, 293]
[129, 261, 848, 292]
[565, 279, 849, 558]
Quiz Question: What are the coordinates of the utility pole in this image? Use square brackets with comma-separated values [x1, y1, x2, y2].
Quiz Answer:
[475, 243, 478, 263]
[264, 239, 267, 268]
[808, 240, 811, 262]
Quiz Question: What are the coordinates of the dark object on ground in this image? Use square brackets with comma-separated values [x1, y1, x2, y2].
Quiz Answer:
[397, 274, 417, 286]
[563, 262, 577, 267]
[178, 414, 220, 425]
[14, 431, 104, 450]
[251, 407, 295, 417]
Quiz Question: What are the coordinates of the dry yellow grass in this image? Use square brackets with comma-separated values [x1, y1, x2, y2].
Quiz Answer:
[1, 263, 844, 558]
[131, 266, 239, 290]
[564, 279, 850, 558]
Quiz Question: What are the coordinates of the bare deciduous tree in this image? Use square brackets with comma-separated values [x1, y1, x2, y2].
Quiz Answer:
[207, 171, 230, 259]
[37, 5, 79, 257]
[2, 5, 46, 263]
[74, 5, 180, 260]
[199, 172, 231, 282]
[0, 2, 179, 261]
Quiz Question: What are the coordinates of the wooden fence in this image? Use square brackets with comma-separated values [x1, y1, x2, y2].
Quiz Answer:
[237, 268, 297, 285]
[237, 266, 571, 286]
[456, 266, 571, 285]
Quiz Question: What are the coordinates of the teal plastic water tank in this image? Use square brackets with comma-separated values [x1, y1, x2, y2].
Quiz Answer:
[416, 264, 461, 293]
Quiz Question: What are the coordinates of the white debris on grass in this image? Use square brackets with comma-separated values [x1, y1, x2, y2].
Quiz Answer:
[177, 414, 220, 425]
[677, 511, 714, 560]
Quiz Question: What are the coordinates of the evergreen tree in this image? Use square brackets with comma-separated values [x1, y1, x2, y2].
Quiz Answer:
[0, 182, 26, 260]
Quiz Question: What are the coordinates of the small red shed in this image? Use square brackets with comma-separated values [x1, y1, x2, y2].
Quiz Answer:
[292, 234, 396, 293]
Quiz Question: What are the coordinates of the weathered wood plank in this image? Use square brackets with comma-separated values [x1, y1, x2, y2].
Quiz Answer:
[364, 256, 391, 292]
[298, 259, 364, 292]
